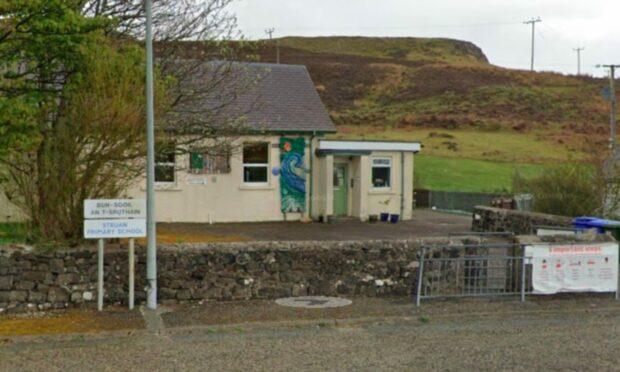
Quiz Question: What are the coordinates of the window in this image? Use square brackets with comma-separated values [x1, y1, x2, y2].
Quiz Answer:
[155, 152, 176, 183]
[243, 142, 269, 184]
[371, 157, 391, 188]
[190, 151, 230, 174]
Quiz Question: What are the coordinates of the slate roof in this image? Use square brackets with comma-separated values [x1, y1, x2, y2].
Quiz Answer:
[170, 61, 336, 134]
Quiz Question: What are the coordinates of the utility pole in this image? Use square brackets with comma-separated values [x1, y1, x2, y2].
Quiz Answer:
[597, 64, 619, 151]
[265, 28, 280, 64]
[573, 47, 585, 75]
[523, 17, 542, 71]
[145, 0, 158, 310]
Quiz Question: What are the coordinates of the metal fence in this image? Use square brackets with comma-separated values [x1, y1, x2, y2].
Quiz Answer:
[415, 243, 531, 306]
[416, 241, 620, 306]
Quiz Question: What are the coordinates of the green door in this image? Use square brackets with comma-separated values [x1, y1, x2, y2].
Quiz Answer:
[333, 164, 348, 216]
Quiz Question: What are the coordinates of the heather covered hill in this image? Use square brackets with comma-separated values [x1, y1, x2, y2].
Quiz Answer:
[168, 37, 616, 191]
[167, 37, 612, 138]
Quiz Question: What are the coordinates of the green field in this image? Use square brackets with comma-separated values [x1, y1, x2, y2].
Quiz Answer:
[329, 125, 577, 193]
[414, 155, 549, 193]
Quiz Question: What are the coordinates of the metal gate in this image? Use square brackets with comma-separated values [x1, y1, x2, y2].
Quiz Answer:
[415, 243, 531, 306]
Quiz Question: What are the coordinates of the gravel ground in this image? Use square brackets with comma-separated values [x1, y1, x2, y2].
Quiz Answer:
[157, 209, 471, 242]
[2, 297, 620, 371]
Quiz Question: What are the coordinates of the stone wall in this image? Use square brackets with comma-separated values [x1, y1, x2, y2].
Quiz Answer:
[0, 237, 477, 313]
[472, 206, 573, 234]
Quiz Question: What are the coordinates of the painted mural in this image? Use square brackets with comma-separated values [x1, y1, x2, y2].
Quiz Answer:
[279, 137, 306, 213]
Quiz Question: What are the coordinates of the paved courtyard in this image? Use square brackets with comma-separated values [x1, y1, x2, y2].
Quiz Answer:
[156, 209, 472, 243]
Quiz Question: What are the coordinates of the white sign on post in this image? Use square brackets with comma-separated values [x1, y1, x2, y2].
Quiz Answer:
[84, 219, 147, 239]
[84, 199, 146, 219]
[84, 199, 146, 311]
[525, 243, 619, 295]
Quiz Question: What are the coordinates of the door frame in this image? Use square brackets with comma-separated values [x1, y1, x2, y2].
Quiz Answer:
[332, 162, 349, 216]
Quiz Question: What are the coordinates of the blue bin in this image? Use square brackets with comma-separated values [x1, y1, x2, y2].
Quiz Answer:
[572, 217, 607, 234]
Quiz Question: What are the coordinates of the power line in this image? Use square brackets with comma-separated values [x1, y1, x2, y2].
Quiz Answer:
[265, 28, 280, 64]
[523, 17, 542, 71]
[597, 64, 620, 151]
[573, 47, 585, 75]
[265, 27, 275, 39]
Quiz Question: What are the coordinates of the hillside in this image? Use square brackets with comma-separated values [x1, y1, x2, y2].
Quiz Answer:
[171, 37, 616, 192]
[255, 37, 611, 151]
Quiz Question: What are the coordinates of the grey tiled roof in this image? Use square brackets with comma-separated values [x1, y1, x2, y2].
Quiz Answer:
[170, 61, 336, 134]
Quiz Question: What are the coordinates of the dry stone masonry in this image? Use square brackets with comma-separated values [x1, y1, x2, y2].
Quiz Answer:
[0, 238, 479, 313]
[472, 206, 573, 235]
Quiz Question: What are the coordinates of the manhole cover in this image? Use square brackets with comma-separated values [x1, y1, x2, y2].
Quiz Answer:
[275, 296, 352, 309]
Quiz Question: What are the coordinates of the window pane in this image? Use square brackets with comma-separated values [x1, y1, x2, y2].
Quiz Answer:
[333, 167, 344, 188]
[155, 165, 175, 183]
[211, 153, 230, 173]
[243, 143, 269, 164]
[244, 166, 268, 183]
[190, 153, 203, 170]
[372, 167, 390, 188]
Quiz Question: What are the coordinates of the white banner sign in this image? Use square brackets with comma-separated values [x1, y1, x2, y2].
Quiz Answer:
[84, 219, 146, 239]
[525, 243, 619, 294]
[84, 199, 146, 219]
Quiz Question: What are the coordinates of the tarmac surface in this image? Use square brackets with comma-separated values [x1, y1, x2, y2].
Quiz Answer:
[157, 209, 472, 242]
[2, 296, 620, 371]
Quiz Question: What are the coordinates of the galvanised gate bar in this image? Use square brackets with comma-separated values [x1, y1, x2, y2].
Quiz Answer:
[415, 243, 530, 306]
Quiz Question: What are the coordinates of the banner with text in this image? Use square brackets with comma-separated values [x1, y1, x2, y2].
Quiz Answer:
[525, 243, 619, 294]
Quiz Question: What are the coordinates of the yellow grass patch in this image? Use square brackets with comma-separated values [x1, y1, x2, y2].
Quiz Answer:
[0, 309, 143, 337]
[134, 229, 249, 245]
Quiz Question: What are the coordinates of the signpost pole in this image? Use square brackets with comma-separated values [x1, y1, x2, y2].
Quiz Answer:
[145, 0, 158, 311]
[97, 239, 104, 311]
[129, 238, 135, 310]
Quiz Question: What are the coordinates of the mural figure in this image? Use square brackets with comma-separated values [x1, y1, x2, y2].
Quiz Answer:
[279, 137, 306, 213]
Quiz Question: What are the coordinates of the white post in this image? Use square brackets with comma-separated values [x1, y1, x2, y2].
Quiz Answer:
[129, 238, 135, 310]
[97, 239, 104, 311]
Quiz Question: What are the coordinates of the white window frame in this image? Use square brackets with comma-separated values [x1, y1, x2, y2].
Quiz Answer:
[155, 153, 176, 185]
[371, 157, 392, 189]
[243, 142, 270, 186]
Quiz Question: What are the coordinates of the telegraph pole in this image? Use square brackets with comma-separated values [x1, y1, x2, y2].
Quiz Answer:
[265, 28, 280, 64]
[597, 64, 619, 151]
[523, 17, 542, 71]
[573, 47, 585, 75]
[145, 0, 158, 310]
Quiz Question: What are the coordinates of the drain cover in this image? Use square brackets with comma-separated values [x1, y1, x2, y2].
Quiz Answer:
[275, 296, 352, 309]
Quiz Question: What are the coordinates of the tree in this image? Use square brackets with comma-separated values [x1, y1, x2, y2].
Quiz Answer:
[0, 0, 256, 243]
[0, 1, 116, 242]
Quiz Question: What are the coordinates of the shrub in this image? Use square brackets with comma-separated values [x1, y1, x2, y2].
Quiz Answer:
[513, 164, 602, 217]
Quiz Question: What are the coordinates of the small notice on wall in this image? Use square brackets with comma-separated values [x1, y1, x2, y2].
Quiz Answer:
[525, 243, 619, 294]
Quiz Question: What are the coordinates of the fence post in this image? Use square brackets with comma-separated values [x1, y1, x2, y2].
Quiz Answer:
[520, 245, 526, 303]
[416, 247, 426, 307]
